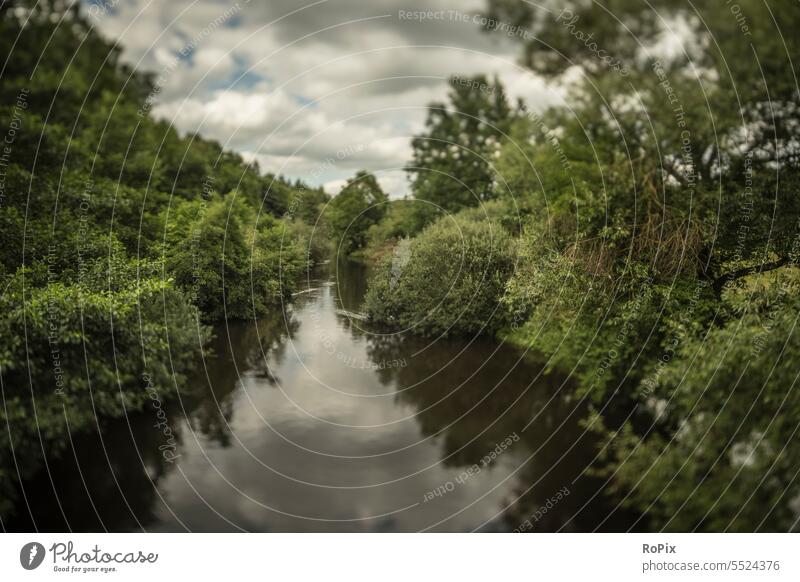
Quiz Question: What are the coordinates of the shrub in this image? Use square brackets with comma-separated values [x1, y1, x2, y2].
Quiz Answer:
[0, 263, 206, 516]
[365, 211, 515, 336]
[166, 195, 307, 320]
[601, 274, 800, 531]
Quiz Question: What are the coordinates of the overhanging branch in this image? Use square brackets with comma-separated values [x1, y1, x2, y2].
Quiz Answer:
[712, 256, 793, 294]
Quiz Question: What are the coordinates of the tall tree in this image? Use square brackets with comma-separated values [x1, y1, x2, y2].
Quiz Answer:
[329, 171, 388, 254]
[408, 75, 516, 216]
[483, 0, 800, 292]
[483, 0, 800, 531]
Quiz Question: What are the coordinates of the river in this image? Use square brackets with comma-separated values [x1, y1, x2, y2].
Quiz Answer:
[8, 261, 638, 532]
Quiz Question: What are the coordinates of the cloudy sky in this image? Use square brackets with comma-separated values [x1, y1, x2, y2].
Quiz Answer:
[85, 0, 564, 197]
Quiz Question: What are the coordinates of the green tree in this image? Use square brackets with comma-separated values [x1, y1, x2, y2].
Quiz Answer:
[481, 0, 800, 530]
[0, 259, 206, 517]
[329, 171, 388, 255]
[0, 0, 316, 521]
[484, 0, 800, 294]
[408, 75, 516, 217]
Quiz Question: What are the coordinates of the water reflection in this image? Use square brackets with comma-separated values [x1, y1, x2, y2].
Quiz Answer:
[186, 316, 298, 448]
[7, 261, 635, 532]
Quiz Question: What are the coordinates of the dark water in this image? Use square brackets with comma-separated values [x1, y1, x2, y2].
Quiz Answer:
[8, 261, 637, 532]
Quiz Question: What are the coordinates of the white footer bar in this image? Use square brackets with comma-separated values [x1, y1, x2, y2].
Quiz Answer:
[1, 533, 796, 581]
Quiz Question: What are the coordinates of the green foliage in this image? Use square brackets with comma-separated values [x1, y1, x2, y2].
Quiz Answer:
[365, 210, 515, 336]
[483, 0, 800, 289]
[600, 272, 800, 531]
[328, 171, 388, 255]
[408, 75, 517, 216]
[0, 265, 207, 516]
[359, 199, 438, 263]
[502, 230, 718, 401]
[478, 0, 800, 529]
[367, 199, 429, 242]
[165, 195, 308, 321]
[0, 0, 317, 520]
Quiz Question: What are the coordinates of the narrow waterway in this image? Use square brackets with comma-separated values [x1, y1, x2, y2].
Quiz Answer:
[9, 261, 638, 532]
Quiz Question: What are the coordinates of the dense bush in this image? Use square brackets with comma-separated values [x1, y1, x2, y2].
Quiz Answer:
[598, 273, 800, 531]
[165, 195, 308, 321]
[365, 211, 516, 336]
[500, 225, 718, 402]
[0, 0, 318, 520]
[0, 260, 206, 516]
[366, 199, 430, 245]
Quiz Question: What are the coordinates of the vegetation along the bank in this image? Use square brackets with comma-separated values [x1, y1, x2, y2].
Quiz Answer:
[2, 0, 800, 531]
[363, 0, 800, 530]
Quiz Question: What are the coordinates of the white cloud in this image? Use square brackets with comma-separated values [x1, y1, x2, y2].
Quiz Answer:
[323, 178, 347, 195]
[86, 0, 560, 197]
